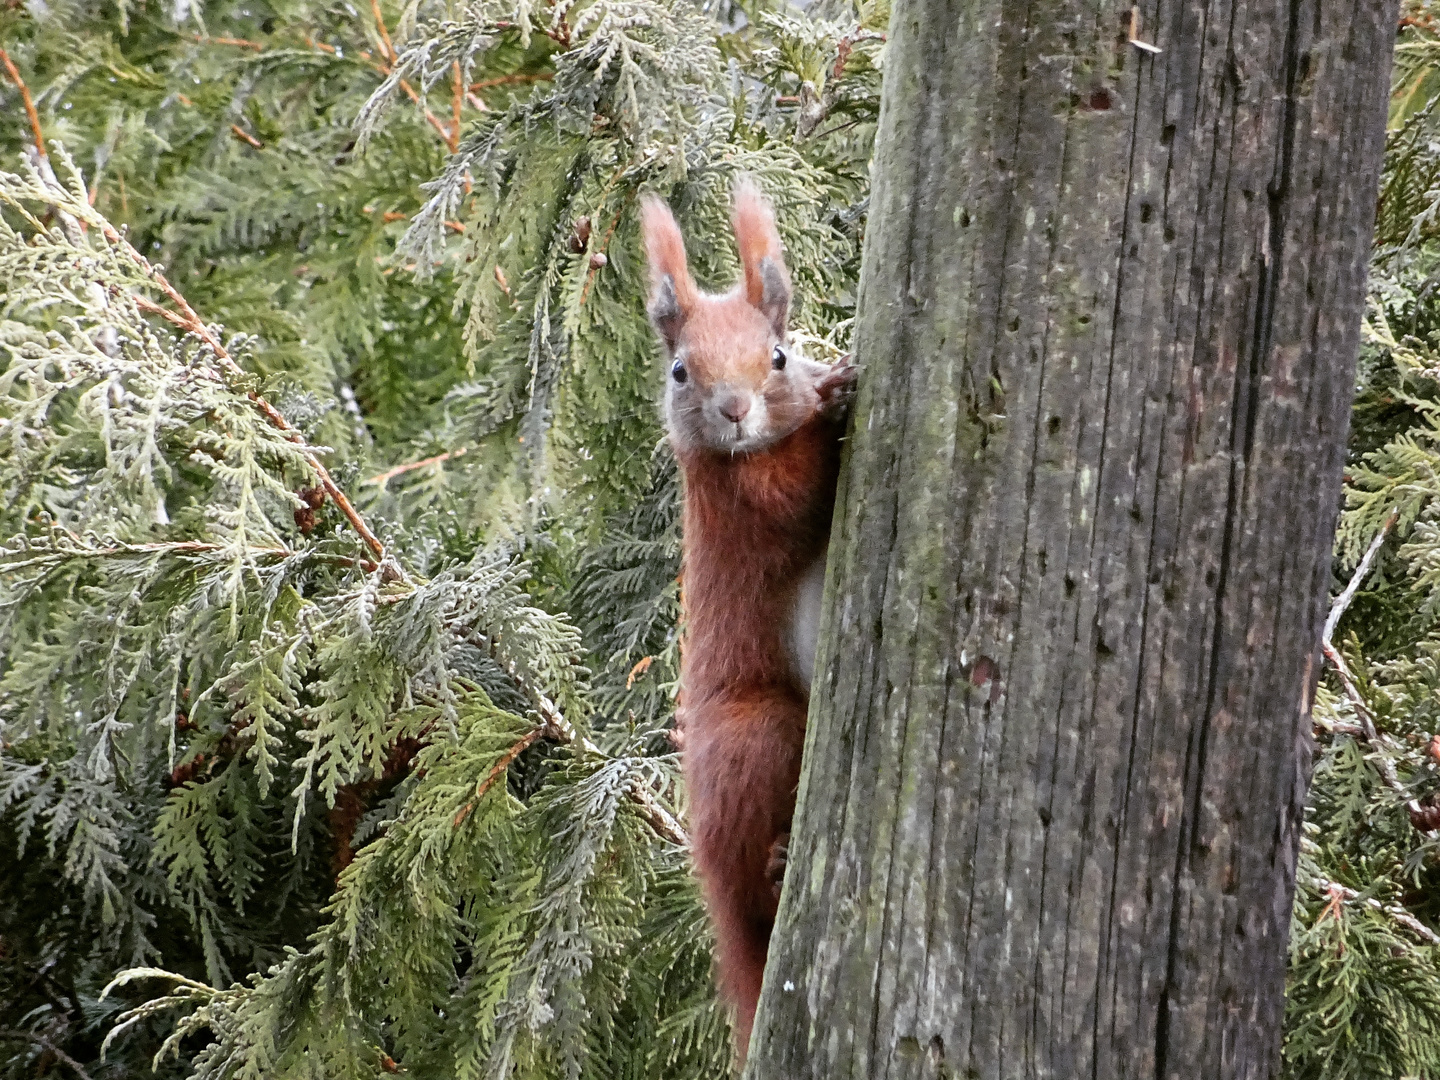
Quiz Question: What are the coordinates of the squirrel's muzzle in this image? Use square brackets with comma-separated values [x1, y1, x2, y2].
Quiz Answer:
[717, 392, 752, 424]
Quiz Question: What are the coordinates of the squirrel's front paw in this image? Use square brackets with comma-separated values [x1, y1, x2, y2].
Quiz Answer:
[766, 832, 790, 899]
[816, 358, 859, 420]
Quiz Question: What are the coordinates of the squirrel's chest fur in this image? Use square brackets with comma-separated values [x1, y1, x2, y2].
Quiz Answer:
[676, 416, 843, 709]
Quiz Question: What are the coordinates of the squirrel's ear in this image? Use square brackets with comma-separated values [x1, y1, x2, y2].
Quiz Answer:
[640, 194, 698, 352]
[732, 177, 790, 337]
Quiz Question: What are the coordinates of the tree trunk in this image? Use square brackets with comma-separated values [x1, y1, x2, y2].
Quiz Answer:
[745, 1, 1396, 1077]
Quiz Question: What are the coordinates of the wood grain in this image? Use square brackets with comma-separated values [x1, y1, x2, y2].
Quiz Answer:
[745, 1, 1397, 1075]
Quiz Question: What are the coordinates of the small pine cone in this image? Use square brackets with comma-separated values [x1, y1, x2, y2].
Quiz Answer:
[169, 753, 207, 788]
[299, 485, 326, 508]
[567, 215, 592, 253]
[294, 505, 316, 535]
[589, 251, 608, 269]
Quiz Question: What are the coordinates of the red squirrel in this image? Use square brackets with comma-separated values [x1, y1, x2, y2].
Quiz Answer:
[640, 180, 856, 1056]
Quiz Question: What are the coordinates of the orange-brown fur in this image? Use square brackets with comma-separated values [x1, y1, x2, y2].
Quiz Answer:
[641, 182, 853, 1057]
[678, 419, 843, 1048]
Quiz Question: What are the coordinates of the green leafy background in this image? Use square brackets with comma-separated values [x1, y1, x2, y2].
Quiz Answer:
[2, 0, 1439, 1076]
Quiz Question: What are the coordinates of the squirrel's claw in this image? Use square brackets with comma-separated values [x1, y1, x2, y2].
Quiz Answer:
[766, 831, 790, 899]
[816, 358, 859, 421]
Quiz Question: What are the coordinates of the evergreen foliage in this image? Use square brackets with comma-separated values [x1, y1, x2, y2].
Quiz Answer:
[1282, 6, 1440, 1077]
[8, 0, 1440, 1074]
[0, 0, 881, 1072]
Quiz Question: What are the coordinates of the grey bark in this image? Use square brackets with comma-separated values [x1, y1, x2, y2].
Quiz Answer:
[745, 1, 1396, 1077]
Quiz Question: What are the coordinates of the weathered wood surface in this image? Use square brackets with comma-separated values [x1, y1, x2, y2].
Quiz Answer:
[745, 1, 1397, 1077]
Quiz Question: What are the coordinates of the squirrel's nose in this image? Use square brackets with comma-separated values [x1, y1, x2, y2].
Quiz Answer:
[717, 394, 751, 424]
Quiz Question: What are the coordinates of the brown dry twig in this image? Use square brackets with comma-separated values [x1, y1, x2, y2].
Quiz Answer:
[1319, 879, 1440, 945]
[452, 726, 547, 826]
[364, 207, 466, 233]
[369, 0, 396, 62]
[450, 61, 464, 152]
[392, 73, 455, 146]
[626, 655, 654, 689]
[1, 47, 46, 158]
[194, 33, 265, 49]
[471, 72, 553, 91]
[829, 28, 883, 80]
[229, 123, 264, 149]
[364, 446, 469, 487]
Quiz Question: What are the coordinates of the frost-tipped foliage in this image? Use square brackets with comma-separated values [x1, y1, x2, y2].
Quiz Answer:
[0, 0, 884, 1071]
[1281, 8, 1440, 1076]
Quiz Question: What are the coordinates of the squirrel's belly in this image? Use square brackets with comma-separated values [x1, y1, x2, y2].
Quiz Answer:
[787, 548, 828, 691]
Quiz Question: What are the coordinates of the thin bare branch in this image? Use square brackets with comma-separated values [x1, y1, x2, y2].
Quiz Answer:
[364, 446, 468, 486]
[1319, 879, 1440, 946]
[0, 48, 46, 158]
[1325, 506, 1398, 647]
[230, 123, 264, 149]
[1320, 508, 1419, 814]
[0, 1029, 94, 1080]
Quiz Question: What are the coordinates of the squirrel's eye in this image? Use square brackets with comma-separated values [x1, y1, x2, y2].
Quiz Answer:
[772, 345, 787, 371]
[671, 359, 688, 384]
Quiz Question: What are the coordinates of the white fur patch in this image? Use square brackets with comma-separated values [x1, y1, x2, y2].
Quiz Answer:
[788, 549, 827, 690]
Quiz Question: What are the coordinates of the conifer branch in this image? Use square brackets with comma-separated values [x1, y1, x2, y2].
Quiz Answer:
[464, 625, 688, 845]
[579, 198, 628, 305]
[290, 18, 458, 149]
[1, 536, 368, 573]
[84, 206, 394, 567]
[0, 1029, 94, 1080]
[360, 0, 458, 148]
[452, 726, 546, 825]
[532, 700, 687, 847]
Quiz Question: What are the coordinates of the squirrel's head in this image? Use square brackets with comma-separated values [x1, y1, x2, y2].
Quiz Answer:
[641, 179, 823, 455]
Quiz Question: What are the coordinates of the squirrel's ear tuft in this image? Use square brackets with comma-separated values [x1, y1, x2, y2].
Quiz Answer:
[732, 176, 790, 337]
[640, 194, 698, 352]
